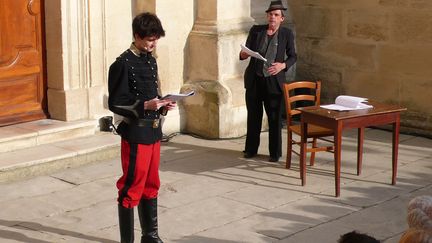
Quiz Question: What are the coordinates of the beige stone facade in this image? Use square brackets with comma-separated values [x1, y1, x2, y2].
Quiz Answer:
[44, 0, 431, 138]
[45, 0, 133, 122]
[289, 0, 432, 136]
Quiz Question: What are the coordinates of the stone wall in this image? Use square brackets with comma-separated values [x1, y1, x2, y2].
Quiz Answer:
[288, 0, 432, 137]
[44, 0, 431, 137]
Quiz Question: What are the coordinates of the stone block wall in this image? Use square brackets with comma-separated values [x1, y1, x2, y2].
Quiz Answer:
[288, 0, 432, 136]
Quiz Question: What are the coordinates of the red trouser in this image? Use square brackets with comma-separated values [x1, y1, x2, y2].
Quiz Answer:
[117, 139, 161, 208]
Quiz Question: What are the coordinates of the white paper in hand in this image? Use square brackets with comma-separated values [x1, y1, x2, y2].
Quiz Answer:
[161, 90, 195, 102]
[241, 44, 267, 63]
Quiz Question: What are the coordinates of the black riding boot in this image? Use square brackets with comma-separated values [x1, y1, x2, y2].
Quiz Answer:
[118, 204, 134, 243]
[138, 198, 163, 243]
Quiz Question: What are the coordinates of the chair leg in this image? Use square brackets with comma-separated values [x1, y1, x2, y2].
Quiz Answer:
[310, 138, 317, 166]
[286, 131, 293, 169]
[357, 127, 365, 176]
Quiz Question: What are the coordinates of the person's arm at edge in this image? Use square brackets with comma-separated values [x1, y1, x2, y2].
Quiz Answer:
[108, 60, 145, 118]
[239, 25, 257, 60]
[283, 28, 297, 71]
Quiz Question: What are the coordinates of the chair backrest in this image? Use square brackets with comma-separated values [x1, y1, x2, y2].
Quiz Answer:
[282, 80, 321, 126]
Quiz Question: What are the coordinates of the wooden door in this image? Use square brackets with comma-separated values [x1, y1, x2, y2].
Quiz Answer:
[0, 0, 47, 126]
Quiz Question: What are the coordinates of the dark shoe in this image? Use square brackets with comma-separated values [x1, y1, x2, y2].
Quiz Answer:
[269, 156, 280, 162]
[138, 198, 163, 243]
[243, 152, 256, 158]
[118, 204, 134, 243]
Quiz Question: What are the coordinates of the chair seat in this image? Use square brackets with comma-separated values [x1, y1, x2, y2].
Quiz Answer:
[289, 124, 333, 137]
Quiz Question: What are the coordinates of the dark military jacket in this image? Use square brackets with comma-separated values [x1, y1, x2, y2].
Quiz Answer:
[108, 43, 163, 144]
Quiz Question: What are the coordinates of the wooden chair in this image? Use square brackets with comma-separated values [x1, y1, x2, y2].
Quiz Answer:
[282, 81, 334, 170]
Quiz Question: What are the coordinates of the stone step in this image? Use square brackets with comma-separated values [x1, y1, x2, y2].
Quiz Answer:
[0, 119, 121, 183]
[0, 131, 120, 183]
[0, 119, 98, 153]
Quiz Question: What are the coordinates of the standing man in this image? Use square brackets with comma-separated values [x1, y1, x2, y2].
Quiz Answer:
[108, 12, 175, 243]
[240, 1, 297, 162]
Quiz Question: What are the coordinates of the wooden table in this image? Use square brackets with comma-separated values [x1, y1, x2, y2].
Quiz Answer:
[298, 101, 406, 197]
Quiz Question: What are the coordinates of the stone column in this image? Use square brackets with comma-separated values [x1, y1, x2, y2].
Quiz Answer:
[45, 0, 132, 121]
[181, 0, 254, 138]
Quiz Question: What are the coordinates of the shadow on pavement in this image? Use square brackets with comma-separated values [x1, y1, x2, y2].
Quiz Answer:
[0, 219, 117, 243]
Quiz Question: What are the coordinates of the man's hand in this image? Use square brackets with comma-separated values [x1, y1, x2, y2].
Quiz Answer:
[159, 101, 176, 116]
[144, 98, 172, 111]
[240, 50, 250, 60]
[267, 62, 286, 76]
[165, 101, 177, 110]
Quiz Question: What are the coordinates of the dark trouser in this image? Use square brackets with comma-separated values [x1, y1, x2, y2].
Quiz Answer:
[245, 76, 282, 158]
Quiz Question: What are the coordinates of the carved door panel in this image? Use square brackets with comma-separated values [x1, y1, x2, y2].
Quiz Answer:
[0, 0, 47, 126]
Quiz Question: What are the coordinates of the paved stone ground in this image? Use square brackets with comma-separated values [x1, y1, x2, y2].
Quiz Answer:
[0, 128, 431, 242]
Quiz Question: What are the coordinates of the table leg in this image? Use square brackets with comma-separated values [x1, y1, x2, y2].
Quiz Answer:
[300, 120, 308, 186]
[357, 127, 364, 176]
[392, 115, 400, 185]
[334, 123, 342, 197]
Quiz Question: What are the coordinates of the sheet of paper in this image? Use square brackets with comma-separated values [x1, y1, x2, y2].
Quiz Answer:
[335, 95, 367, 108]
[161, 90, 195, 102]
[240, 44, 267, 63]
[320, 101, 373, 111]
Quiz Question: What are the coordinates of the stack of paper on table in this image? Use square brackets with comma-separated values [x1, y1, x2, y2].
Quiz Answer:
[321, 95, 373, 111]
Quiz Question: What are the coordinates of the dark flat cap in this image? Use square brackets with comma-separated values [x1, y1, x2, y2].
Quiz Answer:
[265, 0, 287, 12]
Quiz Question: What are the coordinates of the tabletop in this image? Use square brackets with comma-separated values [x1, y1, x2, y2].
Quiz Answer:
[298, 101, 407, 121]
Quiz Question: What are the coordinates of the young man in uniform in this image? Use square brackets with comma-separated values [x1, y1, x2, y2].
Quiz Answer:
[108, 12, 175, 243]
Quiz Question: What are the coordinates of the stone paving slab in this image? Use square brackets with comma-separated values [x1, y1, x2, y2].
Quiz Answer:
[160, 147, 246, 175]
[361, 129, 415, 144]
[159, 174, 251, 209]
[399, 135, 432, 150]
[396, 158, 432, 186]
[160, 143, 215, 164]
[0, 224, 65, 243]
[244, 197, 359, 240]
[50, 158, 120, 185]
[188, 196, 359, 242]
[0, 176, 74, 203]
[159, 196, 264, 241]
[24, 200, 117, 240]
[277, 185, 431, 243]
[0, 196, 65, 224]
[221, 184, 310, 210]
[34, 177, 117, 212]
[320, 179, 410, 208]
